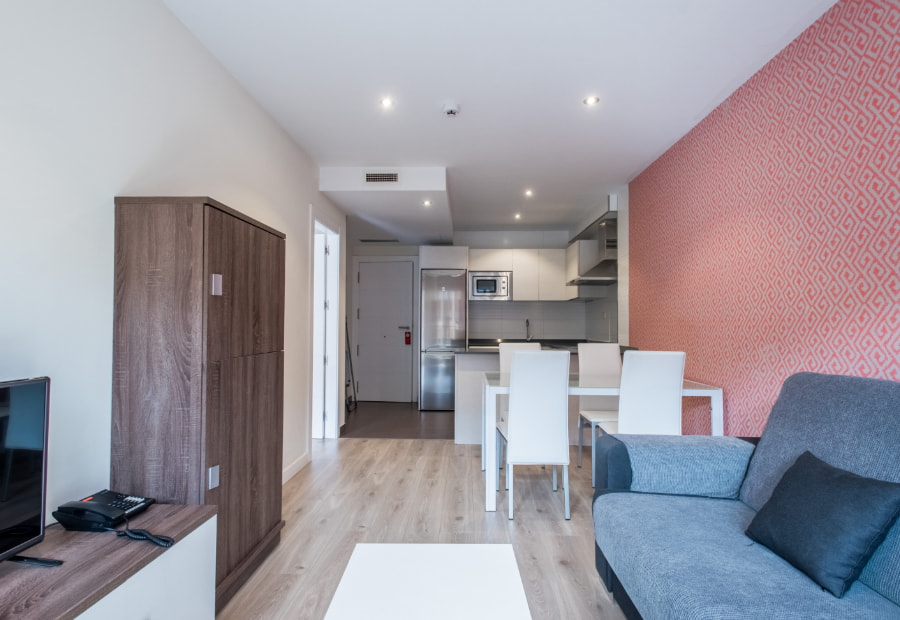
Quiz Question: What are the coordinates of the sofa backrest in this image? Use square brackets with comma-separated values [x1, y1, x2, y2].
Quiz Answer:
[739, 372, 900, 604]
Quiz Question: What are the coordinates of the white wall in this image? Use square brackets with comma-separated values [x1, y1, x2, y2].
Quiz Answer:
[0, 0, 345, 513]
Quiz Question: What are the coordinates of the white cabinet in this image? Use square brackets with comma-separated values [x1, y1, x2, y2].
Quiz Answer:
[469, 248, 573, 300]
[79, 516, 217, 620]
[539, 249, 574, 300]
[510, 249, 571, 301]
[468, 248, 513, 271]
[421, 245, 468, 269]
[512, 249, 540, 300]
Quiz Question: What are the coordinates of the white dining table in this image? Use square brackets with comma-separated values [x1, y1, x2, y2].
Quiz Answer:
[480, 371, 724, 512]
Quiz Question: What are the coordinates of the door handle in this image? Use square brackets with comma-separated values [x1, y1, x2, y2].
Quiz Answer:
[398, 325, 410, 330]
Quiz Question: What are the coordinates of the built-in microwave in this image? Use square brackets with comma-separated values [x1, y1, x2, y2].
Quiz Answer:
[468, 271, 512, 301]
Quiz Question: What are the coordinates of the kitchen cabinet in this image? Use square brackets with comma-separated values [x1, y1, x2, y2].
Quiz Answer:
[538, 249, 575, 300]
[469, 248, 578, 300]
[111, 196, 285, 612]
[511, 249, 540, 300]
[468, 248, 513, 271]
[511, 249, 573, 301]
[420, 245, 468, 269]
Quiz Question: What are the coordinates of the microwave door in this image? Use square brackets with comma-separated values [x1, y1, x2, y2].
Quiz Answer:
[475, 278, 497, 295]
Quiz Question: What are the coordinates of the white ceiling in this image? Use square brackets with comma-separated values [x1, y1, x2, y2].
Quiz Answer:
[163, 0, 837, 244]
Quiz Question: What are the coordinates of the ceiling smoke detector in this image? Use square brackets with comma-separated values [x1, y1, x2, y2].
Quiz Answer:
[442, 102, 460, 117]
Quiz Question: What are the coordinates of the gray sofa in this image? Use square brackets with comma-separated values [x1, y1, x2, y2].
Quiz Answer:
[592, 372, 900, 619]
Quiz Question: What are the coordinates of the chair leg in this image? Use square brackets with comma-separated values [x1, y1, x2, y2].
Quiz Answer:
[577, 417, 584, 467]
[552, 465, 558, 491]
[508, 465, 514, 520]
[591, 422, 599, 488]
[563, 465, 570, 520]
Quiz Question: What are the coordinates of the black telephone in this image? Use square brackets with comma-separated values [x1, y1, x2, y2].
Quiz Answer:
[53, 489, 155, 532]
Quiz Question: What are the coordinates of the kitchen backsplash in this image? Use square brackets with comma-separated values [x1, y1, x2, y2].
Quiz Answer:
[469, 301, 588, 340]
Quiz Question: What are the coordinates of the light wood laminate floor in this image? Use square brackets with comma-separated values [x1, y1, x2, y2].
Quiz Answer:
[217, 438, 625, 620]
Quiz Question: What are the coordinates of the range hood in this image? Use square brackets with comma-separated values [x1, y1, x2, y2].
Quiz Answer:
[566, 219, 617, 285]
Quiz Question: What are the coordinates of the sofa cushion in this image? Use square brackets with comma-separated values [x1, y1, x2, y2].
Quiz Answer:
[745, 451, 900, 597]
[593, 492, 900, 619]
[738, 372, 900, 604]
[617, 435, 754, 498]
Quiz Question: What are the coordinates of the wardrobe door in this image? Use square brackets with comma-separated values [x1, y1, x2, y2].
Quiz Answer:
[252, 226, 286, 354]
[228, 221, 285, 357]
[209, 351, 284, 591]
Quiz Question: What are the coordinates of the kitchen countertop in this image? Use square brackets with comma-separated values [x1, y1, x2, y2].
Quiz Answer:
[464, 339, 609, 353]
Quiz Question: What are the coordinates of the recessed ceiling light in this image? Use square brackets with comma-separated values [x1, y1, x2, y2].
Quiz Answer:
[514, 213, 521, 220]
[423, 199, 431, 207]
[381, 97, 394, 109]
[583, 95, 600, 106]
[524, 189, 533, 197]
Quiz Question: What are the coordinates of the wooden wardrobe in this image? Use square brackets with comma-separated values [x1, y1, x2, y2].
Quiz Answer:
[110, 196, 285, 610]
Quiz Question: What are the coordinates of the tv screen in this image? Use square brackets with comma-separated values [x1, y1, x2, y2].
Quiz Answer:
[0, 377, 50, 562]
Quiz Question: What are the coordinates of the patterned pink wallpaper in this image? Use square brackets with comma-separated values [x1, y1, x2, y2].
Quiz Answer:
[629, 0, 900, 436]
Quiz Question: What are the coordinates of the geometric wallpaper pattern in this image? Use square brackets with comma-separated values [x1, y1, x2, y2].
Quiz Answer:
[629, 0, 900, 436]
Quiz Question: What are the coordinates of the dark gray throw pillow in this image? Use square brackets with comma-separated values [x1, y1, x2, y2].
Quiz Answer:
[745, 450, 900, 597]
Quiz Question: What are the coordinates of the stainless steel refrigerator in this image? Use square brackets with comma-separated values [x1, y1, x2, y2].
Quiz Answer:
[419, 269, 467, 410]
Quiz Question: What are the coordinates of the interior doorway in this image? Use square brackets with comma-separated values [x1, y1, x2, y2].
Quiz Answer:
[311, 221, 340, 439]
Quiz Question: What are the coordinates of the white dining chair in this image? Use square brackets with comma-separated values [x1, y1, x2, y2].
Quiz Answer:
[578, 350, 686, 486]
[496, 350, 571, 520]
[496, 342, 540, 469]
[617, 350, 686, 435]
[576, 343, 622, 487]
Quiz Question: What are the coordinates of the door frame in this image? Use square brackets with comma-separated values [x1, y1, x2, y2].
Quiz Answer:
[351, 255, 419, 403]
[306, 203, 345, 451]
[311, 222, 340, 439]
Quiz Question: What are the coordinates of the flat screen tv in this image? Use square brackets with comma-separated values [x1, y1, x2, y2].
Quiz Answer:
[0, 377, 50, 563]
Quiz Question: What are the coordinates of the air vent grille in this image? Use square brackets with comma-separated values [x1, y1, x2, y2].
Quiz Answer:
[365, 172, 399, 183]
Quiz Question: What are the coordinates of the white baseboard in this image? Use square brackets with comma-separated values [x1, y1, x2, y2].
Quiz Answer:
[282, 450, 310, 484]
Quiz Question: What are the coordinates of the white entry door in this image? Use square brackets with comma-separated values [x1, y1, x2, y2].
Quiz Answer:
[355, 260, 414, 401]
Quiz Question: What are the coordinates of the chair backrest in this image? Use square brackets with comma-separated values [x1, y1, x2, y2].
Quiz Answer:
[499, 342, 540, 378]
[577, 343, 622, 412]
[507, 350, 570, 465]
[617, 350, 686, 435]
[577, 343, 622, 376]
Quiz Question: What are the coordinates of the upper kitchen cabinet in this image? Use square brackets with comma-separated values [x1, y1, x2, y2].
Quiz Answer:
[538, 249, 574, 300]
[420, 245, 468, 269]
[509, 249, 573, 301]
[468, 248, 513, 271]
[511, 249, 539, 300]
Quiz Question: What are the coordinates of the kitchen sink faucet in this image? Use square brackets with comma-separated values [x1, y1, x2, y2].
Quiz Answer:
[525, 318, 532, 341]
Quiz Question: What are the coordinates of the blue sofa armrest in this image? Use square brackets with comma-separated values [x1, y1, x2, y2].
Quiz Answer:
[594, 434, 756, 500]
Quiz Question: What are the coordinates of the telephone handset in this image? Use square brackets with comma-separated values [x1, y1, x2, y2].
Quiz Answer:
[53, 489, 155, 532]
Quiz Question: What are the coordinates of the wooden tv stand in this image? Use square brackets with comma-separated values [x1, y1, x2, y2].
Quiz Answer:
[0, 504, 216, 619]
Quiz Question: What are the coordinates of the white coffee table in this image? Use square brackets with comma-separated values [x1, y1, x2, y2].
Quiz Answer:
[325, 543, 532, 619]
